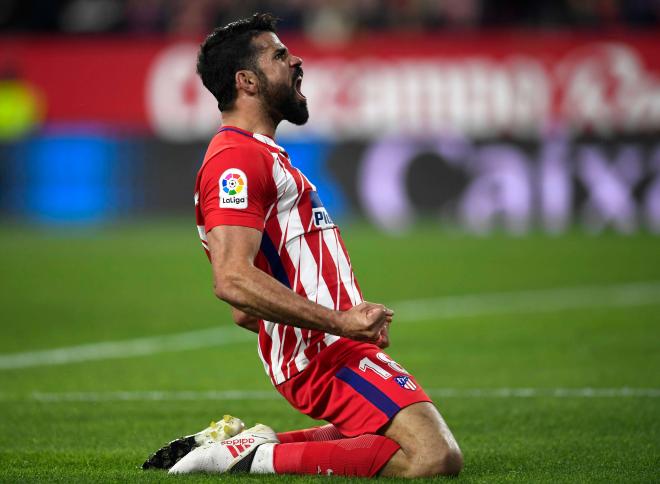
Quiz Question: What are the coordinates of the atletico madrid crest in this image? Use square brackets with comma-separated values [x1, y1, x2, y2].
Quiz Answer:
[395, 375, 417, 391]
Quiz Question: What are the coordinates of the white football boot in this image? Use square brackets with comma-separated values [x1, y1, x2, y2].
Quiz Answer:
[142, 415, 245, 470]
[169, 424, 278, 474]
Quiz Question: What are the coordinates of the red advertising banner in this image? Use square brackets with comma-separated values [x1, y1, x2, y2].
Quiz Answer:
[2, 32, 659, 141]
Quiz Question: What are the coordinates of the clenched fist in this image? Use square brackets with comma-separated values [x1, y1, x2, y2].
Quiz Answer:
[337, 301, 394, 343]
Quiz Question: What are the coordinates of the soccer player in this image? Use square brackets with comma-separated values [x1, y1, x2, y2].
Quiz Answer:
[152, 13, 462, 478]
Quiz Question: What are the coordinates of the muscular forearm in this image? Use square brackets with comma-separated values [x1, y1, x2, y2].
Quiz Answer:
[207, 225, 391, 342]
[216, 265, 343, 335]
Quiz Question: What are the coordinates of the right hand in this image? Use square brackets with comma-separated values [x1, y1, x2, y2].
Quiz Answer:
[337, 301, 394, 342]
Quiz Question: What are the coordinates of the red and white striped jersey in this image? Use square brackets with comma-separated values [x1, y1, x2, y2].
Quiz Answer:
[195, 126, 363, 385]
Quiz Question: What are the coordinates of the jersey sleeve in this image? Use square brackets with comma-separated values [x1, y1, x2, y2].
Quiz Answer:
[199, 145, 276, 233]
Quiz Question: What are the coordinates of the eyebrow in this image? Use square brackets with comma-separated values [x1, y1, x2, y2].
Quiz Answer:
[273, 47, 288, 58]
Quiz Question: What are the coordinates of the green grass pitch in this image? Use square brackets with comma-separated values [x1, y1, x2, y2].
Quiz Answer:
[0, 221, 658, 482]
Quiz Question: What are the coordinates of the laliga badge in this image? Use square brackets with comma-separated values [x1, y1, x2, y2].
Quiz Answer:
[220, 168, 248, 209]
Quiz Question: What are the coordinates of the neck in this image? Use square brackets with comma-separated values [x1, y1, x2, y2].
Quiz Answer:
[220, 103, 279, 139]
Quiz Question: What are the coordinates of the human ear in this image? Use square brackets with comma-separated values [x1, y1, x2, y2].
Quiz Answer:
[235, 70, 258, 95]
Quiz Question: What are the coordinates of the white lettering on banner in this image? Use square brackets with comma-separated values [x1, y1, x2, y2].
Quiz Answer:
[280, 58, 550, 139]
[358, 136, 660, 234]
[146, 43, 219, 142]
[645, 151, 660, 232]
[459, 145, 533, 235]
[539, 137, 571, 234]
[577, 146, 643, 233]
[359, 136, 472, 232]
[557, 44, 660, 135]
[146, 42, 660, 141]
[359, 139, 417, 232]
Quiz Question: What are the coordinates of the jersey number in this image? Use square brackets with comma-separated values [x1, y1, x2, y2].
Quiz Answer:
[358, 352, 409, 380]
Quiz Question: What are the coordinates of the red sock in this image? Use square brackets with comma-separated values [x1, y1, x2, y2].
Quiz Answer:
[277, 424, 344, 443]
[273, 434, 400, 477]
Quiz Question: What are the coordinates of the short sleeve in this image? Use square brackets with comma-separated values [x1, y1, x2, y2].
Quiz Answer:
[200, 146, 276, 233]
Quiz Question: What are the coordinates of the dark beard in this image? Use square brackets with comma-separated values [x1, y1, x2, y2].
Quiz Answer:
[259, 71, 309, 126]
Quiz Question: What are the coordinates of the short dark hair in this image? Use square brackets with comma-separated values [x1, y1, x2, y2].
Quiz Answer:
[197, 13, 278, 112]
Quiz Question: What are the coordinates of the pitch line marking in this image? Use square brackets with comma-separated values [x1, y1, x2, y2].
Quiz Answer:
[0, 326, 253, 370]
[0, 387, 655, 402]
[394, 280, 660, 322]
[1, 280, 659, 370]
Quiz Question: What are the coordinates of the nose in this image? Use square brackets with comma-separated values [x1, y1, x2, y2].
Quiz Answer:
[290, 54, 303, 67]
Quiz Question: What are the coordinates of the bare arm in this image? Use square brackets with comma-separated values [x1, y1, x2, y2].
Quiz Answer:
[208, 225, 393, 342]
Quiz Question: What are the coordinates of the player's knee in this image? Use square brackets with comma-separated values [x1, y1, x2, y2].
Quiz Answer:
[435, 447, 463, 476]
[405, 443, 463, 477]
[383, 402, 462, 477]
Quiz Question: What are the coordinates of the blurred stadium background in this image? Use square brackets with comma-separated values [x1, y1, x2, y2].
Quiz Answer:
[1, 0, 660, 230]
[1, 1, 659, 482]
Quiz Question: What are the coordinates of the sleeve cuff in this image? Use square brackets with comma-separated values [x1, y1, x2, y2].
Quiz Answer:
[205, 213, 265, 233]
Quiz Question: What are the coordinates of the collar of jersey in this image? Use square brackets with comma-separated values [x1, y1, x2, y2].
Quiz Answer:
[218, 126, 286, 153]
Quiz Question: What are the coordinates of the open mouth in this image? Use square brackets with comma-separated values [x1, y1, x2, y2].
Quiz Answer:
[294, 74, 306, 101]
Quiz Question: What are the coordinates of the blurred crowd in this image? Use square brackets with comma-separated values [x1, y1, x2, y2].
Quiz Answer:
[1, 0, 659, 40]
